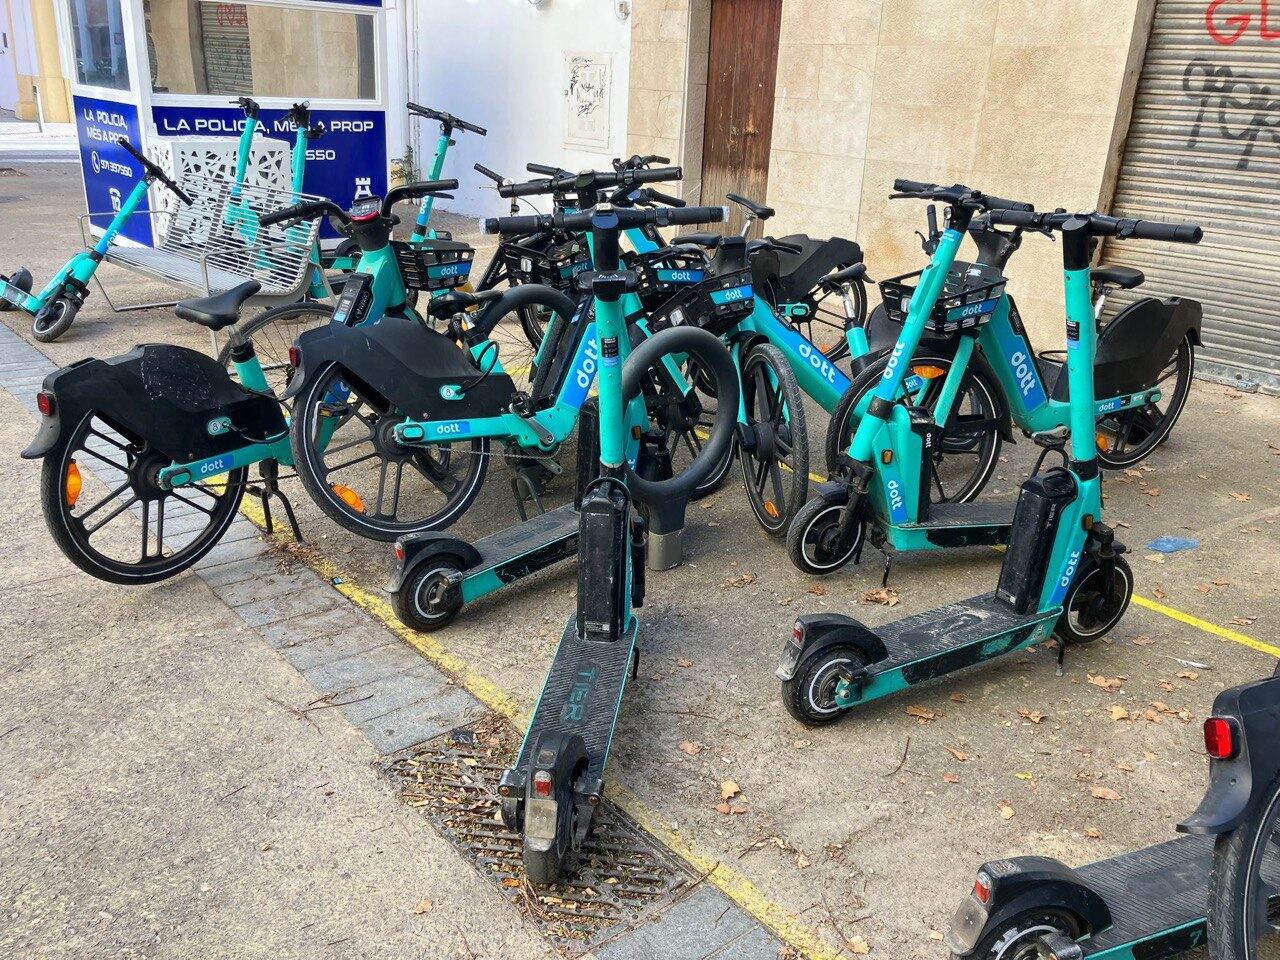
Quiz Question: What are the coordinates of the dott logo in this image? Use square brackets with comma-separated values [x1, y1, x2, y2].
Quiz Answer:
[797, 342, 839, 386]
[199, 456, 232, 475]
[432, 422, 466, 436]
[574, 339, 600, 392]
[1057, 548, 1082, 593]
[882, 340, 906, 381]
[1009, 350, 1039, 398]
[886, 478, 905, 514]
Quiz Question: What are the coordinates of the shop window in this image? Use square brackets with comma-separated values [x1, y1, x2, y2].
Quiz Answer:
[67, 0, 132, 90]
[145, 0, 376, 100]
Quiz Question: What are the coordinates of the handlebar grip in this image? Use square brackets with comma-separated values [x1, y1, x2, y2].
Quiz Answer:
[893, 178, 936, 194]
[526, 162, 564, 176]
[982, 194, 1035, 213]
[632, 165, 683, 184]
[499, 177, 555, 198]
[260, 200, 329, 228]
[474, 163, 504, 184]
[986, 209, 1044, 229]
[653, 205, 727, 227]
[456, 117, 487, 136]
[1129, 219, 1203, 244]
[768, 237, 805, 254]
[235, 97, 261, 118]
[405, 101, 443, 122]
[646, 188, 685, 208]
[484, 213, 556, 235]
[644, 154, 670, 165]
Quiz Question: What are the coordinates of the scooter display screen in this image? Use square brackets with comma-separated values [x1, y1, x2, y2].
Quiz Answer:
[349, 196, 382, 220]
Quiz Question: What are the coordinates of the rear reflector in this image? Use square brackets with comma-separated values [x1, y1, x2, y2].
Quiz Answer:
[288, 346, 302, 369]
[533, 770, 553, 798]
[36, 391, 55, 417]
[393, 541, 405, 562]
[1204, 717, 1238, 759]
[792, 620, 804, 645]
[973, 870, 992, 904]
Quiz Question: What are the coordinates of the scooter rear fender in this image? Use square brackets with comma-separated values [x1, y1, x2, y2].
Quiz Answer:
[387, 532, 483, 593]
[777, 612, 888, 681]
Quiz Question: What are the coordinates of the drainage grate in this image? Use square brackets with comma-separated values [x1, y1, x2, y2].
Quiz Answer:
[385, 715, 693, 953]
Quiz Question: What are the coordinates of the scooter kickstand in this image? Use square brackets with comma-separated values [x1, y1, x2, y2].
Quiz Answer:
[256, 462, 304, 542]
[1055, 639, 1066, 678]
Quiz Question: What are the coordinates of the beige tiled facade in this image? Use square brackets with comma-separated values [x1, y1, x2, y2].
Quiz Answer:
[627, 0, 1147, 345]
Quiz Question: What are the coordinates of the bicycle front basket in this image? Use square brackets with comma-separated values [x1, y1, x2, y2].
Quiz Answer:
[626, 248, 710, 313]
[648, 269, 755, 336]
[500, 233, 591, 292]
[394, 239, 475, 292]
[879, 261, 1006, 334]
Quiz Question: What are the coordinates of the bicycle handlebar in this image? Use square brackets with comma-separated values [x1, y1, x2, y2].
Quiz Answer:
[383, 178, 459, 216]
[406, 102, 487, 136]
[643, 188, 685, 208]
[259, 199, 343, 228]
[499, 165, 683, 200]
[117, 137, 193, 206]
[485, 203, 727, 236]
[890, 179, 1033, 212]
[987, 209, 1202, 243]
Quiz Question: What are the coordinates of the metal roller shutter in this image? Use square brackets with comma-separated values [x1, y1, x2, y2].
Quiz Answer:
[198, 1, 252, 96]
[1101, 0, 1280, 392]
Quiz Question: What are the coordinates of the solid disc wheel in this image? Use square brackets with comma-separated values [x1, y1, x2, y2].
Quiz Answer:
[290, 364, 489, 540]
[40, 413, 246, 584]
[0, 268, 33, 312]
[1096, 335, 1194, 470]
[393, 555, 466, 631]
[1208, 768, 1280, 960]
[739, 343, 809, 536]
[218, 302, 334, 402]
[32, 297, 78, 343]
[958, 908, 1082, 960]
[781, 644, 869, 726]
[786, 492, 864, 576]
[825, 352, 1003, 504]
[1054, 555, 1133, 645]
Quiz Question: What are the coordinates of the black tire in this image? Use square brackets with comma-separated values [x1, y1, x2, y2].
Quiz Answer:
[522, 733, 586, 886]
[1054, 555, 1133, 645]
[517, 302, 551, 350]
[40, 412, 246, 584]
[661, 356, 734, 501]
[290, 363, 489, 540]
[32, 297, 78, 343]
[1096, 335, 1194, 470]
[393, 555, 466, 630]
[786, 490, 864, 576]
[781, 644, 869, 726]
[1209, 768, 1280, 960]
[825, 351, 1002, 505]
[739, 343, 809, 536]
[958, 908, 1082, 960]
[217, 302, 334, 401]
[0, 268, 32, 312]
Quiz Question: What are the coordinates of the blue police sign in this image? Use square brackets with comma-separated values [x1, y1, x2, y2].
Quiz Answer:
[73, 94, 152, 245]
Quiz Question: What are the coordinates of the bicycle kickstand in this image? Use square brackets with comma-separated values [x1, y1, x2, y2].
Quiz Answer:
[253, 462, 304, 542]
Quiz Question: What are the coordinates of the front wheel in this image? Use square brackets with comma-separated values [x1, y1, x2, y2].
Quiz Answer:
[739, 343, 809, 537]
[32, 297, 78, 343]
[781, 643, 869, 726]
[1209, 768, 1280, 959]
[957, 908, 1082, 960]
[393, 555, 466, 630]
[786, 490, 864, 576]
[1054, 555, 1133, 645]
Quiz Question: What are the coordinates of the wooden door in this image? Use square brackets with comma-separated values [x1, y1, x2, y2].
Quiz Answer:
[700, 0, 782, 234]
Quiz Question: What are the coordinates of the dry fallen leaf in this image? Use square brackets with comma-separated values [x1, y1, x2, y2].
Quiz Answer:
[1153, 586, 1167, 599]
[849, 936, 871, 955]
[680, 741, 703, 756]
[1108, 706, 1131, 721]
[777, 596, 794, 606]
[1018, 709, 1046, 724]
[1211, 579, 1230, 587]
[413, 898, 433, 916]
[795, 852, 811, 869]
[1133, 635, 1155, 646]
[929, 930, 945, 942]
[808, 584, 826, 597]
[723, 573, 756, 588]
[863, 586, 900, 607]
[1143, 487, 1161, 497]
[1229, 615, 1258, 626]
[1230, 492, 1253, 502]
[950, 692, 971, 703]
[714, 802, 732, 815]
[721, 780, 741, 801]
[1091, 786, 1123, 801]
[942, 773, 960, 784]
[1085, 827, 1103, 839]
[1177, 670, 1199, 681]
[1088, 674, 1123, 692]
[675, 656, 693, 668]
[946, 747, 970, 762]
[906, 705, 937, 723]
[999, 803, 1016, 821]
[1116, 761, 1135, 772]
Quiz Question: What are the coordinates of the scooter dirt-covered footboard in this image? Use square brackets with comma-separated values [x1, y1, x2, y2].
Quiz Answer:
[282, 312, 517, 422]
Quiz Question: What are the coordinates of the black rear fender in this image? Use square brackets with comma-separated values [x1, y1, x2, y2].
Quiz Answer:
[1088, 297, 1201, 399]
[779, 612, 888, 681]
[387, 533, 482, 592]
[1180, 672, 1280, 835]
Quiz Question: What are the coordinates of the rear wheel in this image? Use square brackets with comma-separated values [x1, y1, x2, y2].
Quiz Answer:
[40, 412, 245, 584]
[290, 364, 489, 540]
[781, 644, 868, 726]
[1096, 335, 1194, 470]
[393, 555, 466, 631]
[522, 733, 587, 885]
[739, 343, 808, 536]
[958, 908, 1082, 960]
[32, 296, 78, 343]
[1209, 768, 1280, 959]
[218, 302, 334, 401]
[1054, 555, 1133, 645]
[0, 268, 32, 312]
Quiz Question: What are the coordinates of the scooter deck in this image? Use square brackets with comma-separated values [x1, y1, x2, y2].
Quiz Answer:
[470, 502, 579, 584]
[514, 616, 639, 790]
[910, 501, 1015, 529]
[1077, 834, 1211, 953]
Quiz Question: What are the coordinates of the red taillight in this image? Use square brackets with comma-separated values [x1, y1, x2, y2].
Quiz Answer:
[533, 770, 553, 798]
[973, 871, 992, 905]
[394, 542, 405, 562]
[36, 391, 55, 417]
[288, 346, 302, 369]
[1204, 717, 1238, 759]
[792, 621, 804, 644]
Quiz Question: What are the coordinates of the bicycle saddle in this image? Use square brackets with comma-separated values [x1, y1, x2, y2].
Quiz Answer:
[726, 193, 774, 220]
[1092, 265, 1145, 289]
[175, 280, 262, 331]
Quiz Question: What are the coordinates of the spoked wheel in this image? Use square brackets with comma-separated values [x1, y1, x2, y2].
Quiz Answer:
[763, 271, 866, 363]
[1210, 768, 1280, 959]
[957, 909, 1082, 960]
[477, 299, 544, 396]
[32, 297, 78, 343]
[522, 732, 588, 886]
[1096, 335, 1194, 470]
[40, 413, 245, 584]
[739, 343, 808, 536]
[218, 302, 334, 401]
[825, 352, 1003, 504]
[781, 644, 868, 726]
[290, 364, 489, 540]
[1054, 555, 1133, 645]
[393, 554, 466, 631]
[786, 490, 864, 576]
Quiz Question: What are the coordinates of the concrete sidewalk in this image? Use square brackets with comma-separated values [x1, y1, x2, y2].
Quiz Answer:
[0, 119, 77, 163]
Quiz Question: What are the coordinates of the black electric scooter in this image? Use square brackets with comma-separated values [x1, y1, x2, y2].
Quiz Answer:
[945, 669, 1280, 960]
[461, 203, 739, 884]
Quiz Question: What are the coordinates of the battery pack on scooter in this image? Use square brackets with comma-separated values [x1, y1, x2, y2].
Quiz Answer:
[577, 480, 630, 641]
[996, 467, 1077, 614]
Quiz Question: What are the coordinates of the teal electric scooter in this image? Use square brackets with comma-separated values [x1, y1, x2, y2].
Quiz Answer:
[777, 204, 1203, 725]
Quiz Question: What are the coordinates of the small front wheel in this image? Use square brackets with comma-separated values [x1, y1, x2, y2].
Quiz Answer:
[781, 643, 868, 726]
[958, 908, 1082, 960]
[393, 555, 466, 630]
[739, 343, 809, 537]
[32, 297, 78, 343]
[1055, 555, 1133, 645]
[786, 491, 863, 575]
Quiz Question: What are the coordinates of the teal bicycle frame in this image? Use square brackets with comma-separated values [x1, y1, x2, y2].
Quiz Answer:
[410, 129, 452, 244]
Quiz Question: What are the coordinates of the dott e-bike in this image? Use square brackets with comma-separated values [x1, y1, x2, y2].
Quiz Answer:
[776, 205, 1202, 725]
[946, 669, 1280, 960]
[484, 201, 739, 885]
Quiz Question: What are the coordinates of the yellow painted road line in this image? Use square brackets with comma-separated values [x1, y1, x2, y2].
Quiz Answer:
[234, 500, 842, 960]
[1132, 595, 1280, 660]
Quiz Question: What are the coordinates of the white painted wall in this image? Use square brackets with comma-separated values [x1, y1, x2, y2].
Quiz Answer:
[414, 0, 631, 217]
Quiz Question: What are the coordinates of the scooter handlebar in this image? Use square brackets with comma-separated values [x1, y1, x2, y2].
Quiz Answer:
[987, 209, 1203, 243]
[526, 162, 568, 177]
[484, 204, 727, 236]
[474, 163, 504, 185]
[116, 137, 193, 205]
[891, 179, 1033, 213]
[406, 102, 487, 135]
[260, 199, 343, 228]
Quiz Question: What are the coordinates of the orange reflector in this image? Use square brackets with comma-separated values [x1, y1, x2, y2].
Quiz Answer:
[65, 460, 82, 507]
[331, 483, 365, 513]
[1096, 433, 1111, 452]
[881, 450, 893, 464]
[763, 500, 780, 520]
[911, 364, 945, 379]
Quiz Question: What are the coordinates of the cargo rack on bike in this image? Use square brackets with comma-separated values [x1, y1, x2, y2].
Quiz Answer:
[879, 261, 1006, 334]
[647, 268, 755, 336]
[497, 232, 590, 293]
[82, 174, 328, 316]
